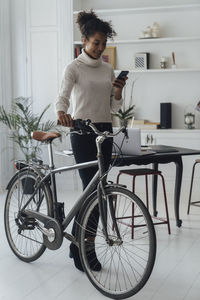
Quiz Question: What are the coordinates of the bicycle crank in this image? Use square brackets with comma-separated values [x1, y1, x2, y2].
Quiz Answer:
[23, 209, 63, 250]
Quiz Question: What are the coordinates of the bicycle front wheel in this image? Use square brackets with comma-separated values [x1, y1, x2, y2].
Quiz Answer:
[4, 168, 52, 262]
[79, 186, 156, 299]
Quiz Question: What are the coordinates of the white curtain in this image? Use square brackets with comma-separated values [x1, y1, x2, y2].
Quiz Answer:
[0, 0, 13, 191]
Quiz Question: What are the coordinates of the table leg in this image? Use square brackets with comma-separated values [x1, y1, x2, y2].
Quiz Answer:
[152, 163, 158, 217]
[174, 158, 183, 227]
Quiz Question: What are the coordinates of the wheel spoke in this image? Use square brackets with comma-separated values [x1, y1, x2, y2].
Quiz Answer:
[79, 187, 156, 298]
[4, 169, 51, 262]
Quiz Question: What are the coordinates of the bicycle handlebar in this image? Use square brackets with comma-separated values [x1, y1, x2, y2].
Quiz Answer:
[72, 119, 128, 138]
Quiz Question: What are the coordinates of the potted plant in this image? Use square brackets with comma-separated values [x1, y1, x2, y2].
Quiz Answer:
[0, 97, 58, 162]
[113, 104, 135, 126]
[0, 97, 59, 193]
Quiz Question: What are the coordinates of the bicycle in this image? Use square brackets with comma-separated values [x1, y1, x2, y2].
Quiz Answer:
[4, 119, 156, 299]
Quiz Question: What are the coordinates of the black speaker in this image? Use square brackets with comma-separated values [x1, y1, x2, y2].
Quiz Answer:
[160, 103, 172, 129]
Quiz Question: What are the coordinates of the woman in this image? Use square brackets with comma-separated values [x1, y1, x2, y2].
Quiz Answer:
[56, 10, 127, 271]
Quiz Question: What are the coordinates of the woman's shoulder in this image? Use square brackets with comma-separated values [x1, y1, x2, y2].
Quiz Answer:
[63, 60, 79, 77]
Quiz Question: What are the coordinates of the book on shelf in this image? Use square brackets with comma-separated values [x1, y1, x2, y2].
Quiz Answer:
[132, 119, 148, 124]
[74, 46, 82, 58]
[129, 120, 160, 129]
[133, 125, 158, 130]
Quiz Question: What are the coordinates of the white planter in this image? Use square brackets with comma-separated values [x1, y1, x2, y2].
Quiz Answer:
[111, 115, 121, 127]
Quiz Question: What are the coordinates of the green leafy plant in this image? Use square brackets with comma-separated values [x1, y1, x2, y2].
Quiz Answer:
[113, 104, 135, 121]
[0, 97, 57, 162]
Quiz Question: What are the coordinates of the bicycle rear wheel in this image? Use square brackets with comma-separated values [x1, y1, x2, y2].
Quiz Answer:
[4, 168, 52, 262]
[78, 186, 156, 299]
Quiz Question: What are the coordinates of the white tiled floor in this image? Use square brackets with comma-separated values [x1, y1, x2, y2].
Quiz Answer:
[0, 184, 200, 300]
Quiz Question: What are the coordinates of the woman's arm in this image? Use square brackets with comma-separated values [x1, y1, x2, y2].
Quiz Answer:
[55, 64, 75, 127]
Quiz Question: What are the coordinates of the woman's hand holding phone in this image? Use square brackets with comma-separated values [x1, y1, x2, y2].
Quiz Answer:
[112, 71, 129, 99]
[117, 70, 129, 80]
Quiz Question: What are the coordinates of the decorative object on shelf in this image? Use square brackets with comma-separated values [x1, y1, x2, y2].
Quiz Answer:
[135, 52, 150, 69]
[141, 26, 152, 38]
[196, 100, 200, 112]
[152, 22, 160, 38]
[0, 97, 58, 162]
[160, 56, 168, 69]
[140, 22, 160, 39]
[195, 100, 200, 128]
[171, 52, 177, 68]
[184, 105, 195, 129]
[102, 46, 116, 69]
[160, 102, 172, 129]
[184, 113, 195, 129]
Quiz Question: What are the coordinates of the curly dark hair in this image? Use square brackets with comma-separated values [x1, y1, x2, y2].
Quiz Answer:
[76, 10, 116, 40]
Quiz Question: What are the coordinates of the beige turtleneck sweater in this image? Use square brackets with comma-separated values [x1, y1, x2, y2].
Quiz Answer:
[55, 49, 123, 123]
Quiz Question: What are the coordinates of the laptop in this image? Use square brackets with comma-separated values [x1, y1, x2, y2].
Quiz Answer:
[113, 127, 155, 156]
[151, 145, 179, 153]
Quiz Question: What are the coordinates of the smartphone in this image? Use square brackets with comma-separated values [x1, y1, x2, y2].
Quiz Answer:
[117, 70, 129, 80]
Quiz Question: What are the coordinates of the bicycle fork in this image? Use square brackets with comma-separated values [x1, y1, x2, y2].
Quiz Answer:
[96, 135, 122, 246]
[97, 183, 122, 246]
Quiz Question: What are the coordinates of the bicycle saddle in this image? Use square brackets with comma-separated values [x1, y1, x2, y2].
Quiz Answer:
[32, 131, 61, 142]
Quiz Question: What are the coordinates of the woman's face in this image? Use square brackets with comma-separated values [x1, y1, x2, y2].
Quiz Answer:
[84, 32, 107, 59]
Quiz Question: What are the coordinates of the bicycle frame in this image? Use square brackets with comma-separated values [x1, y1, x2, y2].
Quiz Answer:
[20, 122, 126, 244]
[21, 135, 108, 233]
[21, 158, 100, 231]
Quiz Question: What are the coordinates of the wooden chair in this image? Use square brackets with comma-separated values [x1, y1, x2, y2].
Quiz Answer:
[187, 159, 200, 214]
[116, 168, 171, 235]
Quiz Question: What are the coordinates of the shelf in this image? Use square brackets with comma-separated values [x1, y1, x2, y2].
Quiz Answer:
[73, 4, 200, 16]
[114, 68, 200, 73]
[108, 36, 200, 44]
[74, 36, 200, 45]
[140, 129, 200, 133]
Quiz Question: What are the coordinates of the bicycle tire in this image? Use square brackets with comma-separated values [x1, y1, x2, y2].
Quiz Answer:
[78, 186, 156, 299]
[4, 168, 53, 262]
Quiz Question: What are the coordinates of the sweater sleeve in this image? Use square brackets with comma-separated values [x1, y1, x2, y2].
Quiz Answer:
[110, 69, 123, 113]
[55, 64, 76, 113]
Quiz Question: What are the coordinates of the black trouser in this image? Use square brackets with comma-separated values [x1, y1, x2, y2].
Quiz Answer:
[70, 122, 113, 236]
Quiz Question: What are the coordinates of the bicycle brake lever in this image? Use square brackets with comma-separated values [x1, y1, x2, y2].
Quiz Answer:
[73, 119, 90, 130]
[85, 119, 91, 126]
[122, 127, 129, 139]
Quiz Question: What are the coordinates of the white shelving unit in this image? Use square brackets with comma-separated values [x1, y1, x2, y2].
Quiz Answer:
[71, 0, 200, 131]
[74, 36, 200, 45]
[114, 68, 200, 73]
[73, 4, 200, 16]
[73, 2, 200, 69]
[66, 0, 200, 182]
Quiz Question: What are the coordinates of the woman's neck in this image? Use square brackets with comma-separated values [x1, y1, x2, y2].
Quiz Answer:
[84, 49, 97, 60]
